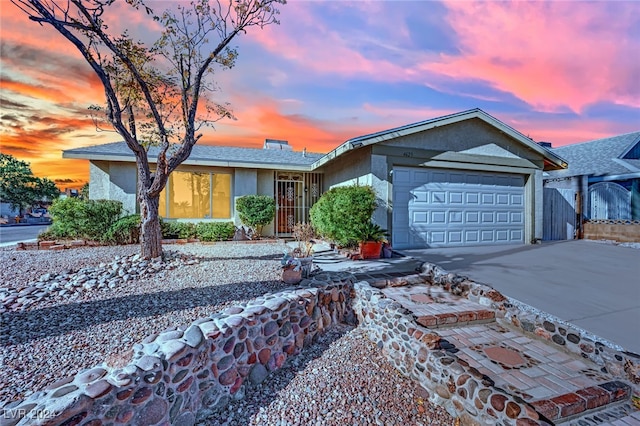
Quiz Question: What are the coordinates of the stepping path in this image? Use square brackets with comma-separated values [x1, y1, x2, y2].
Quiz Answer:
[355, 270, 640, 425]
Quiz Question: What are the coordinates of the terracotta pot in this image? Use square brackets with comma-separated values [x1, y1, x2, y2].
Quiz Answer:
[359, 241, 383, 259]
[282, 267, 302, 284]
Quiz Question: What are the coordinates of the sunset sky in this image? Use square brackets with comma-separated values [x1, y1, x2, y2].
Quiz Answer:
[1, 0, 639, 190]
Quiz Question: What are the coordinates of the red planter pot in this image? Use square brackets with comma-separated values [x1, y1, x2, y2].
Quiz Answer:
[359, 241, 383, 259]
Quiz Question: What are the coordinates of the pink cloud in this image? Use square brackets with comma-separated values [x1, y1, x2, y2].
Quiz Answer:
[425, 1, 640, 113]
[248, 3, 415, 82]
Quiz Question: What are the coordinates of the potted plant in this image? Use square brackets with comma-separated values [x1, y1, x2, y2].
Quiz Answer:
[352, 221, 387, 259]
[290, 222, 315, 277]
[281, 253, 303, 284]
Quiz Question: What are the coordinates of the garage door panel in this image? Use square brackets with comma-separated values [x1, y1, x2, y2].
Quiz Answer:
[449, 211, 463, 223]
[465, 230, 479, 243]
[413, 211, 429, 224]
[465, 211, 480, 223]
[511, 194, 524, 205]
[496, 212, 509, 223]
[466, 193, 480, 204]
[394, 169, 412, 184]
[496, 230, 509, 241]
[432, 191, 446, 203]
[448, 231, 463, 243]
[482, 193, 495, 205]
[481, 212, 494, 223]
[510, 212, 523, 223]
[429, 211, 444, 223]
[496, 193, 510, 204]
[392, 167, 525, 248]
[449, 192, 464, 204]
[481, 230, 494, 242]
[431, 231, 446, 244]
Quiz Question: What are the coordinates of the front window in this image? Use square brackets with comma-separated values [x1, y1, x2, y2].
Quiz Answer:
[159, 171, 231, 219]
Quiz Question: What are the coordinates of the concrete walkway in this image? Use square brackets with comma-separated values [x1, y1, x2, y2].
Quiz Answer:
[314, 240, 640, 355]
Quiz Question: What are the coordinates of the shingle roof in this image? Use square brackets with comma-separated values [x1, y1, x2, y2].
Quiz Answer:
[64, 141, 323, 169]
[546, 131, 640, 178]
[313, 108, 568, 171]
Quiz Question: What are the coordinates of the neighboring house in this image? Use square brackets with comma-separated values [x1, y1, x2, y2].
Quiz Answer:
[63, 108, 567, 249]
[543, 131, 640, 240]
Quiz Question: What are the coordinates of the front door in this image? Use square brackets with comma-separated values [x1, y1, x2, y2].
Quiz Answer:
[274, 172, 323, 235]
[276, 178, 303, 233]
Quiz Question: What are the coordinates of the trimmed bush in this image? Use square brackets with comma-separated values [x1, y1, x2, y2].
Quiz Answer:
[236, 195, 275, 237]
[160, 220, 196, 239]
[48, 198, 123, 240]
[37, 229, 57, 241]
[103, 214, 141, 245]
[196, 222, 235, 242]
[310, 185, 377, 247]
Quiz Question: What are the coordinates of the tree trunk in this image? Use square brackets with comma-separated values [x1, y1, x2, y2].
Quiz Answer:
[139, 192, 163, 259]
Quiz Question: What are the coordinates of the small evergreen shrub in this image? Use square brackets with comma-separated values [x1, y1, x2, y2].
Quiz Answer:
[103, 214, 141, 245]
[37, 229, 57, 241]
[196, 222, 235, 242]
[236, 195, 275, 237]
[160, 221, 196, 239]
[48, 198, 123, 240]
[310, 185, 377, 247]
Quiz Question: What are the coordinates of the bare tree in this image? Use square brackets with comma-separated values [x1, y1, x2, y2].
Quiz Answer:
[13, 0, 285, 258]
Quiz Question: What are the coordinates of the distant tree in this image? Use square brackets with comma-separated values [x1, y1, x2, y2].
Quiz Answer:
[80, 182, 90, 200]
[0, 153, 60, 212]
[13, 0, 285, 259]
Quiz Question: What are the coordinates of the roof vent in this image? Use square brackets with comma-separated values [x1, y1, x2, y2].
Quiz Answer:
[537, 141, 553, 148]
[264, 139, 292, 151]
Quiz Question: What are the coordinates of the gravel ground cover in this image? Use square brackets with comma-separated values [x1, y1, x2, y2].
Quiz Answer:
[0, 243, 455, 425]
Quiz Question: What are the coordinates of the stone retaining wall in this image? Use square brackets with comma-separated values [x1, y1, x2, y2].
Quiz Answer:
[1, 272, 356, 426]
[355, 263, 640, 425]
[413, 263, 639, 389]
[353, 282, 542, 425]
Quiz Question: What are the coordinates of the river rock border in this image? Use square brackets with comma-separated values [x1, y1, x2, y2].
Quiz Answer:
[354, 262, 640, 425]
[1, 272, 356, 426]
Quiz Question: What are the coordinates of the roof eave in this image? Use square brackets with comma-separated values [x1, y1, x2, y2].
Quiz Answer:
[63, 151, 315, 171]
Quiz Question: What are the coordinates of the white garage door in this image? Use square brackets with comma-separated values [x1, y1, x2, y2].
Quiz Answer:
[392, 167, 525, 249]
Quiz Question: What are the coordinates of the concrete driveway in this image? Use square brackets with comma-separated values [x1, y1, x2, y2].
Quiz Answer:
[402, 240, 640, 354]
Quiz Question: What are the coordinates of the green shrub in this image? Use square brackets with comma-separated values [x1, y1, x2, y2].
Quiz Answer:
[310, 185, 377, 247]
[37, 229, 57, 241]
[103, 214, 141, 245]
[236, 195, 275, 237]
[160, 220, 196, 239]
[48, 198, 123, 240]
[196, 222, 235, 242]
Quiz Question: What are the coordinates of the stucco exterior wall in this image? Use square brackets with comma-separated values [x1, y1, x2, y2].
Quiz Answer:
[319, 148, 372, 188]
[380, 119, 543, 163]
[317, 148, 392, 230]
[257, 170, 275, 236]
[89, 161, 137, 215]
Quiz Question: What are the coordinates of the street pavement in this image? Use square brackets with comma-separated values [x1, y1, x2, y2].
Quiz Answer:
[315, 240, 640, 354]
[0, 224, 49, 246]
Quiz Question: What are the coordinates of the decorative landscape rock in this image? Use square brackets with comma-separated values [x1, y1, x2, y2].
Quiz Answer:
[1, 273, 355, 426]
[0, 251, 199, 313]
